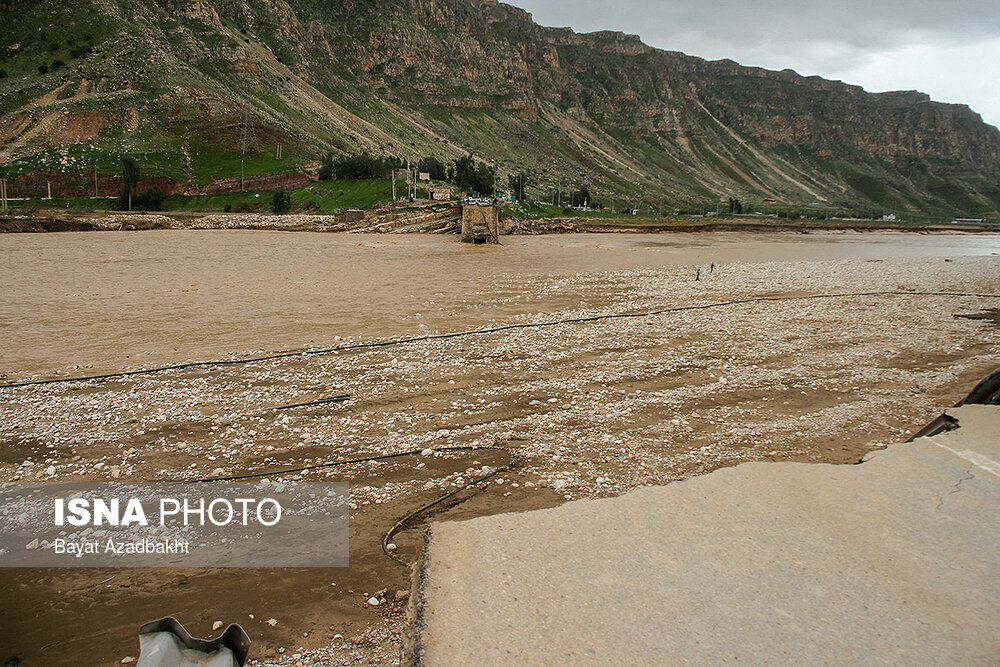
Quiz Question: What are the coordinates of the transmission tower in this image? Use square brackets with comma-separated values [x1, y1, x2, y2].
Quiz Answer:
[239, 107, 258, 191]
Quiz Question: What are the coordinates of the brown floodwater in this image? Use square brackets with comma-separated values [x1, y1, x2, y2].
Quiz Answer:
[2, 230, 998, 380]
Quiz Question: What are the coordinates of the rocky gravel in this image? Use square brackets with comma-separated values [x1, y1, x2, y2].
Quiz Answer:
[2, 252, 999, 665]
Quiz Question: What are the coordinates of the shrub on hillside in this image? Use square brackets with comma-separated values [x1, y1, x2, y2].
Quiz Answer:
[318, 152, 335, 181]
[135, 186, 164, 211]
[271, 189, 292, 215]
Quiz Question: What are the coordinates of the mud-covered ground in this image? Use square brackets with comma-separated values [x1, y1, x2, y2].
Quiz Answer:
[1, 232, 999, 665]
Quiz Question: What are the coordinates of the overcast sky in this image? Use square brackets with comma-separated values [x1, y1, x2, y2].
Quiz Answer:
[512, 0, 1000, 129]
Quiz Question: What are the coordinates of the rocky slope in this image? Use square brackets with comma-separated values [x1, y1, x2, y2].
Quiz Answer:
[1, 0, 999, 217]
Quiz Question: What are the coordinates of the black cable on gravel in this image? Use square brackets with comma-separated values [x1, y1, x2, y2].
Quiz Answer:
[180, 443, 518, 566]
[3, 290, 999, 390]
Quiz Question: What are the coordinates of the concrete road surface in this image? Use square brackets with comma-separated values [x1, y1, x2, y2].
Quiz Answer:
[406, 404, 1000, 665]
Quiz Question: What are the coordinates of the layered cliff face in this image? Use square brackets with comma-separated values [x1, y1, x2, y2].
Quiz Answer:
[1, 0, 998, 216]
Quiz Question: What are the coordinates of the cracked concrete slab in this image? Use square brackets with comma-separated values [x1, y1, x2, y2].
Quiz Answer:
[407, 405, 1000, 665]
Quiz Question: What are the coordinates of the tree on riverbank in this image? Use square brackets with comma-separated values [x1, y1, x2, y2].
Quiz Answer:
[115, 156, 140, 210]
[271, 189, 292, 214]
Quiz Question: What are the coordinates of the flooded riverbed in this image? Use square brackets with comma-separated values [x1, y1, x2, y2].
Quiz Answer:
[1, 230, 999, 665]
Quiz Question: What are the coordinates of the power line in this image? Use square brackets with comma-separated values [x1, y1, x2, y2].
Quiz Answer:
[2, 290, 999, 390]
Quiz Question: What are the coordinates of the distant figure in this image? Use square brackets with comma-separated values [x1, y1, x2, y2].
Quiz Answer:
[696, 268, 701, 281]
[710, 262, 716, 273]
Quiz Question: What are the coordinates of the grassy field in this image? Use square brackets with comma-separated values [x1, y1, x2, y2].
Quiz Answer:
[186, 149, 309, 185]
[161, 179, 394, 213]
[0, 148, 311, 183]
[2, 179, 397, 214]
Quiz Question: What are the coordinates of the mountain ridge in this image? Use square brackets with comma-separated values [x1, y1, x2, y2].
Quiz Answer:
[1, 0, 998, 217]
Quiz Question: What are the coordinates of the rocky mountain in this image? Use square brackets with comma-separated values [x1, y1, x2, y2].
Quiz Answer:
[2, 0, 999, 217]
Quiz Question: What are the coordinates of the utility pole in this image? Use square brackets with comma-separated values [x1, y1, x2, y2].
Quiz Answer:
[405, 160, 410, 200]
[1, 178, 6, 211]
[47, 181, 52, 200]
[557, 174, 561, 207]
[94, 168, 98, 198]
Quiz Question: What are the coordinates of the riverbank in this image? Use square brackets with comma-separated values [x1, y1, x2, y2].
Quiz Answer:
[1, 209, 995, 235]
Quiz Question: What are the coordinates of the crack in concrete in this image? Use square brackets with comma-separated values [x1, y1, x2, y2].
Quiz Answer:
[937, 463, 976, 511]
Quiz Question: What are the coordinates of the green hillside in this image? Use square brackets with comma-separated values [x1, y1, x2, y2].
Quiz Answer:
[1, 0, 999, 219]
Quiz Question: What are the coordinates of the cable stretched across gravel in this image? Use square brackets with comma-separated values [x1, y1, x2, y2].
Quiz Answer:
[181, 444, 518, 566]
[2, 290, 998, 390]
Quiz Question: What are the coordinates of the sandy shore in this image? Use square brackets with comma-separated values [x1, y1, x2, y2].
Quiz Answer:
[1, 232, 999, 665]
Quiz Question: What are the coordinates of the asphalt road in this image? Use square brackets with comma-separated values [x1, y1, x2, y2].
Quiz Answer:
[408, 404, 1000, 665]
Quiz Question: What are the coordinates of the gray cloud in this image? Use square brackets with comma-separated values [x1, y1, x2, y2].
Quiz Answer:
[516, 1, 999, 53]
[511, 0, 1000, 127]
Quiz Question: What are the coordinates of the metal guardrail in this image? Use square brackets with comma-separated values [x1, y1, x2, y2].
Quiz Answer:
[908, 367, 1000, 441]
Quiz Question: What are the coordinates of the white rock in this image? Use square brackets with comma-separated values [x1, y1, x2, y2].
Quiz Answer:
[266, 618, 278, 627]
[212, 620, 224, 631]
[25, 539, 39, 550]
[367, 597, 380, 606]
[421, 448, 434, 456]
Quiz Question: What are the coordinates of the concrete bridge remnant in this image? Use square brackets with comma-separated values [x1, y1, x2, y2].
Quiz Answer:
[460, 199, 501, 244]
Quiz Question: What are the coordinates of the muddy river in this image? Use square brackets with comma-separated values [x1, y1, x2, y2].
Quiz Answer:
[2, 230, 998, 379]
